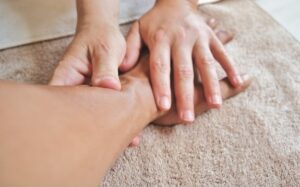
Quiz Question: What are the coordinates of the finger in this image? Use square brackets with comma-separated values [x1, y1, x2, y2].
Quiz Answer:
[194, 30, 233, 83]
[195, 74, 251, 114]
[120, 21, 142, 72]
[129, 136, 140, 147]
[206, 18, 217, 29]
[210, 34, 242, 88]
[173, 44, 195, 122]
[205, 18, 235, 45]
[50, 55, 91, 86]
[153, 74, 252, 126]
[91, 51, 122, 90]
[215, 30, 234, 44]
[194, 40, 222, 108]
[150, 39, 172, 111]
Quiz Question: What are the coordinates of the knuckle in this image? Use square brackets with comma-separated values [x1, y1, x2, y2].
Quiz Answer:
[95, 41, 113, 55]
[198, 55, 216, 65]
[152, 59, 169, 73]
[154, 28, 168, 42]
[198, 27, 212, 39]
[184, 19, 199, 33]
[175, 27, 187, 41]
[94, 38, 122, 55]
[177, 65, 194, 80]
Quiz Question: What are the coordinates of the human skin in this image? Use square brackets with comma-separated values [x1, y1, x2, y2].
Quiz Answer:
[121, 0, 242, 120]
[0, 54, 251, 186]
[51, 4, 232, 146]
[50, 0, 241, 123]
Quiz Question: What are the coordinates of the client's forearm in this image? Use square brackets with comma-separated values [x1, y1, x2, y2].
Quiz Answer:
[0, 76, 158, 186]
[0, 59, 251, 186]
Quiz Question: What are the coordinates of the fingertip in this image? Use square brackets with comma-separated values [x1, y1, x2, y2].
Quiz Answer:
[240, 74, 252, 88]
[207, 18, 217, 29]
[207, 94, 223, 109]
[221, 73, 252, 99]
[180, 110, 195, 123]
[129, 137, 140, 147]
[92, 76, 121, 90]
[158, 96, 171, 111]
[216, 30, 234, 44]
[231, 73, 252, 88]
[231, 75, 244, 88]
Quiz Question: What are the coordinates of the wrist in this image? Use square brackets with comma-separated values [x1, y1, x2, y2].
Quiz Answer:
[76, 18, 119, 33]
[121, 73, 160, 124]
[155, 0, 198, 8]
[76, 0, 119, 31]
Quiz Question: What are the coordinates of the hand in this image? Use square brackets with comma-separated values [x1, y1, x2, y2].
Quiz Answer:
[123, 47, 251, 126]
[154, 75, 251, 125]
[123, 29, 250, 146]
[120, 0, 242, 123]
[50, 22, 126, 90]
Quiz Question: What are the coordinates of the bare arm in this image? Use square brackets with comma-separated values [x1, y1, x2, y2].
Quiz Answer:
[0, 73, 156, 187]
[76, 0, 119, 27]
[0, 56, 250, 187]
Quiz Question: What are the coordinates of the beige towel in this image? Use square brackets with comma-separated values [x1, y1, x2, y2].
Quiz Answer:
[0, 0, 221, 50]
[0, 0, 299, 186]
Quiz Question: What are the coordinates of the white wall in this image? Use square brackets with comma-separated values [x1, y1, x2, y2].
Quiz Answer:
[256, 0, 300, 41]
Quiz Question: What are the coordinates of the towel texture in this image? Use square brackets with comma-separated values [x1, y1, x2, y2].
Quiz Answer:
[0, 0, 220, 50]
[0, 0, 299, 186]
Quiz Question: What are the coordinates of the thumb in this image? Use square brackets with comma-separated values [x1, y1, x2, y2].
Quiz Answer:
[91, 51, 122, 90]
[49, 56, 90, 86]
[119, 21, 143, 72]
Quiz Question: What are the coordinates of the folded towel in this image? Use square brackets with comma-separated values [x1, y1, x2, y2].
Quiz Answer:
[0, 0, 299, 186]
[0, 0, 221, 50]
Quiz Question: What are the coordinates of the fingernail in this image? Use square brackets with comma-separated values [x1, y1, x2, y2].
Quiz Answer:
[159, 96, 171, 110]
[182, 111, 195, 122]
[233, 75, 243, 86]
[210, 94, 222, 105]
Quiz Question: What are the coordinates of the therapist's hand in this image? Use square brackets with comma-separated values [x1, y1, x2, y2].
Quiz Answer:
[120, 0, 242, 122]
[50, 22, 125, 90]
